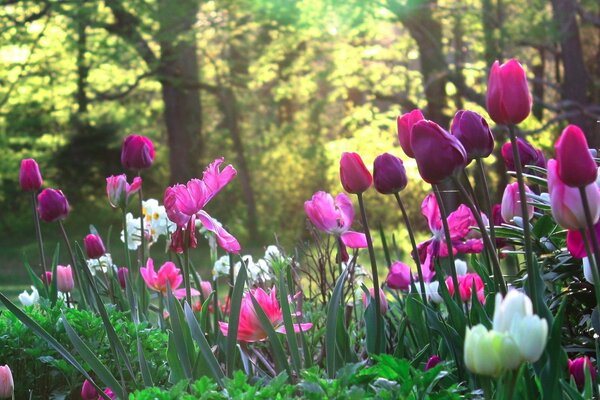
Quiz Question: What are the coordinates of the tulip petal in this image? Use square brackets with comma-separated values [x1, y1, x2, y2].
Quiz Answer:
[198, 210, 241, 253]
[341, 231, 367, 249]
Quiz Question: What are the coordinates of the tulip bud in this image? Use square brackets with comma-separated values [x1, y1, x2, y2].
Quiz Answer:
[555, 125, 598, 187]
[411, 120, 467, 184]
[492, 290, 533, 333]
[424, 355, 442, 371]
[41, 271, 52, 285]
[106, 174, 142, 209]
[103, 388, 116, 400]
[56, 265, 75, 293]
[81, 379, 98, 400]
[83, 234, 106, 259]
[569, 356, 596, 389]
[362, 288, 388, 314]
[500, 182, 534, 223]
[37, 188, 70, 223]
[0, 365, 13, 399]
[501, 138, 541, 171]
[450, 110, 495, 161]
[464, 325, 505, 377]
[117, 267, 128, 290]
[386, 261, 412, 290]
[548, 159, 600, 230]
[512, 315, 548, 362]
[200, 280, 213, 300]
[373, 153, 407, 194]
[397, 109, 424, 158]
[19, 158, 43, 192]
[339, 152, 372, 194]
[121, 134, 155, 170]
[486, 59, 532, 125]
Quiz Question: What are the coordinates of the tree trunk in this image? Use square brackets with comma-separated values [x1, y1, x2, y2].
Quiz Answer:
[158, 0, 203, 184]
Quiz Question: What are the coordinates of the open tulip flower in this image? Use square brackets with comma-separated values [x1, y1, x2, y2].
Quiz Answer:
[140, 258, 200, 299]
[219, 287, 312, 342]
[164, 158, 240, 253]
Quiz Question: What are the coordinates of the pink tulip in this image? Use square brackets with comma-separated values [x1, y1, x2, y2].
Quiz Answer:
[501, 138, 544, 171]
[568, 356, 596, 389]
[548, 159, 600, 230]
[0, 365, 13, 399]
[445, 272, 485, 304]
[555, 125, 598, 187]
[386, 261, 412, 290]
[397, 109, 424, 158]
[19, 158, 43, 192]
[450, 110, 495, 161]
[80, 379, 98, 400]
[37, 188, 70, 222]
[121, 134, 155, 170]
[200, 280, 213, 299]
[102, 388, 116, 400]
[164, 158, 240, 253]
[373, 153, 408, 194]
[140, 258, 199, 299]
[500, 182, 534, 223]
[339, 152, 372, 194]
[106, 174, 142, 209]
[304, 191, 367, 249]
[411, 120, 467, 184]
[362, 288, 388, 314]
[567, 222, 600, 258]
[486, 59, 531, 125]
[56, 265, 74, 293]
[117, 267, 128, 290]
[219, 288, 312, 342]
[41, 271, 52, 285]
[425, 355, 442, 371]
[83, 233, 106, 259]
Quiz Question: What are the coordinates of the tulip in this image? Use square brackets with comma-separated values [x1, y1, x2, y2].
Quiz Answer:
[555, 125, 598, 187]
[106, 174, 142, 209]
[37, 188, 70, 223]
[362, 288, 388, 314]
[567, 222, 600, 258]
[500, 182, 534, 223]
[547, 159, 600, 230]
[569, 356, 596, 389]
[18, 286, 39, 306]
[121, 134, 155, 170]
[83, 233, 106, 259]
[424, 355, 442, 371]
[219, 287, 312, 342]
[140, 258, 199, 299]
[200, 280, 213, 300]
[0, 365, 13, 399]
[464, 325, 509, 377]
[19, 158, 43, 192]
[373, 153, 408, 194]
[56, 265, 74, 293]
[397, 109, 424, 158]
[411, 120, 467, 184]
[450, 110, 494, 161]
[103, 388, 116, 400]
[117, 267, 128, 290]
[339, 152, 372, 194]
[486, 59, 532, 125]
[81, 379, 98, 400]
[501, 138, 542, 171]
[386, 261, 412, 290]
[41, 271, 52, 285]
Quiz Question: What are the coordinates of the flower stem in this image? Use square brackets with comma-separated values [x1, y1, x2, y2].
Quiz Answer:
[432, 185, 462, 306]
[356, 192, 383, 354]
[121, 210, 132, 272]
[138, 171, 146, 271]
[58, 220, 80, 290]
[507, 125, 537, 312]
[31, 193, 48, 288]
[579, 187, 600, 273]
[393, 192, 428, 305]
[579, 229, 600, 311]
[475, 158, 497, 250]
[183, 228, 192, 305]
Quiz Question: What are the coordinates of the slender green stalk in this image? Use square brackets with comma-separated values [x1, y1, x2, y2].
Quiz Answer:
[58, 221, 80, 290]
[182, 229, 192, 305]
[432, 185, 462, 305]
[121, 210, 132, 271]
[453, 178, 507, 295]
[356, 192, 383, 354]
[393, 192, 427, 305]
[31, 193, 48, 286]
[475, 158, 497, 250]
[579, 187, 600, 272]
[138, 172, 146, 271]
[507, 125, 537, 311]
[579, 229, 600, 312]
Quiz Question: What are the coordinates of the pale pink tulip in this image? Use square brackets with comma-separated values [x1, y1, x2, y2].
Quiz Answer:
[56, 265, 74, 293]
[106, 174, 142, 209]
[0, 365, 13, 399]
[500, 182, 534, 223]
[140, 258, 199, 299]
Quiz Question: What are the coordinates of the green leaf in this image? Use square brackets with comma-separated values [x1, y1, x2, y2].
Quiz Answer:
[326, 267, 349, 378]
[22, 253, 48, 297]
[165, 289, 195, 380]
[226, 259, 247, 377]
[278, 270, 302, 376]
[136, 333, 153, 387]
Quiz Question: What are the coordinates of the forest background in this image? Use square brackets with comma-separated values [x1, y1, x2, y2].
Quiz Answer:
[0, 0, 599, 291]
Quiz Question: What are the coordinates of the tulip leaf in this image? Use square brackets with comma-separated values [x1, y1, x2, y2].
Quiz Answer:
[226, 258, 247, 376]
[165, 289, 195, 380]
[61, 312, 125, 399]
[136, 333, 153, 387]
[326, 267, 349, 378]
[22, 253, 48, 298]
[0, 292, 111, 400]
[277, 270, 302, 376]
[183, 302, 225, 387]
[361, 284, 386, 355]
[166, 332, 187, 384]
[50, 243, 60, 305]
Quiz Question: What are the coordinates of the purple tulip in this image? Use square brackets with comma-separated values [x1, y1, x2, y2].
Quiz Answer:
[450, 110, 494, 161]
[37, 189, 70, 223]
[19, 159, 43, 192]
[373, 153, 407, 194]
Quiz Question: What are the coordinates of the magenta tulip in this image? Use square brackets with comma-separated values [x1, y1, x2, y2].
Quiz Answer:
[117, 267, 128, 290]
[386, 261, 412, 290]
[37, 188, 70, 223]
[500, 182, 534, 223]
[425, 355, 442, 371]
[411, 120, 467, 184]
[486, 59, 532, 125]
[555, 125, 598, 187]
[501, 138, 542, 171]
[140, 258, 199, 299]
[121, 134, 155, 170]
[56, 265, 74, 293]
[80, 379, 98, 400]
[568, 356, 596, 389]
[373, 153, 407, 194]
[339, 152, 372, 194]
[547, 159, 600, 230]
[41, 271, 52, 285]
[106, 174, 142, 209]
[83, 233, 106, 259]
[361, 288, 388, 314]
[19, 158, 43, 192]
[0, 365, 13, 399]
[450, 110, 494, 160]
[397, 109, 424, 158]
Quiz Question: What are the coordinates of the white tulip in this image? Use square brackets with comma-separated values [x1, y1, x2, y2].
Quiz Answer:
[18, 286, 39, 307]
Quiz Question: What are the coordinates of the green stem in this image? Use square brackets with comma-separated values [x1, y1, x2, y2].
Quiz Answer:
[579, 229, 600, 317]
[393, 192, 428, 305]
[356, 192, 383, 354]
[507, 125, 537, 312]
[579, 187, 600, 275]
[31, 193, 48, 289]
[183, 228, 192, 305]
[475, 158, 497, 250]
[58, 221, 80, 292]
[138, 171, 146, 271]
[121, 210, 132, 271]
